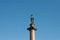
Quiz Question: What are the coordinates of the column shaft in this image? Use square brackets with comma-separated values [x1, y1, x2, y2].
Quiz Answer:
[30, 30, 35, 40]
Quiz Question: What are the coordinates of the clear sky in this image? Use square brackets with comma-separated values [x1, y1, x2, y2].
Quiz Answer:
[0, 0, 60, 40]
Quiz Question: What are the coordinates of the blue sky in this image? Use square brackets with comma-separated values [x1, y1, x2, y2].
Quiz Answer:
[0, 0, 60, 40]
